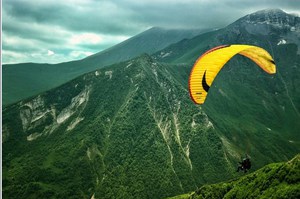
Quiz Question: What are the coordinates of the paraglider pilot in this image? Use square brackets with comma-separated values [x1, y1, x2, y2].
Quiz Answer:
[237, 155, 251, 173]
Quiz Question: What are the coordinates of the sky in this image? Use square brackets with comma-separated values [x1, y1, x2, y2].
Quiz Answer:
[2, 0, 300, 64]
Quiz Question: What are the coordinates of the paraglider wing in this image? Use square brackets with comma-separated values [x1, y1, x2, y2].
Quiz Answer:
[188, 44, 276, 104]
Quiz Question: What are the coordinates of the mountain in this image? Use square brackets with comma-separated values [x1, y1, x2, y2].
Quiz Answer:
[234, 9, 300, 36]
[169, 154, 300, 199]
[3, 27, 205, 106]
[154, 9, 300, 63]
[3, 54, 235, 199]
[2, 9, 300, 199]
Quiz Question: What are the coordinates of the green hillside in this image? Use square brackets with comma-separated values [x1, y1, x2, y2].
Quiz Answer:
[169, 154, 300, 199]
[3, 55, 234, 198]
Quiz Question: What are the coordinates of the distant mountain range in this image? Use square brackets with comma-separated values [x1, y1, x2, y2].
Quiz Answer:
[2, 9, 300, 199]
[3, 27, 205, 105]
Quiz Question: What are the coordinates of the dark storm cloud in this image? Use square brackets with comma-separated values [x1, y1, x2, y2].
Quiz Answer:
[4, 0, 300, 33]
[2, 0, 300, 64]
[3, 0, 141, 35]
[118, 0, 300, 28]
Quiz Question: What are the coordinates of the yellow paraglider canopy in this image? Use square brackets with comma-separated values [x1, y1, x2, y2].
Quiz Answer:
[188, 44, 276, 104]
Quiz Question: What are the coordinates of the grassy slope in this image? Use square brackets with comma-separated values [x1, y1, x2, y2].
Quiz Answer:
[168, 154, 300, 199]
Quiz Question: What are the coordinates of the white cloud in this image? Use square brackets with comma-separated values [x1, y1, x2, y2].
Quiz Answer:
[47, 50, 54, 56]
[2, 50, 28, 64]
[69, 33, 103, 45]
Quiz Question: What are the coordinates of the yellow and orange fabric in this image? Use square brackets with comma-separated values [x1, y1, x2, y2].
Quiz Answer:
[188, 45, 276, 104]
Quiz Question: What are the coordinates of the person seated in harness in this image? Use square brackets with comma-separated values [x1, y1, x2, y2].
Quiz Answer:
[237, 155, 251, 173]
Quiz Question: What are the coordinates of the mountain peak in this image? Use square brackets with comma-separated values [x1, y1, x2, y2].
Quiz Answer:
[252, 8, 285, 15]
[228, 8, 300, 36]
[243, 8, 298, 25]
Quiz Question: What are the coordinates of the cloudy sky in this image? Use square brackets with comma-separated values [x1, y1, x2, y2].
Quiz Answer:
[2, 0, 300, 64]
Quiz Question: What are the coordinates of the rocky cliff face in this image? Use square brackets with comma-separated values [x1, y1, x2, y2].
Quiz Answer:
[18, 86, 91, 141]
